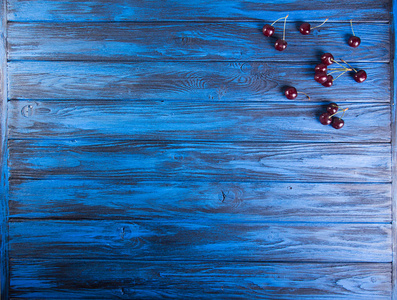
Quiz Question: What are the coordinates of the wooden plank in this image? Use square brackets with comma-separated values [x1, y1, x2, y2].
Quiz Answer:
[8, 101, 391, 143]
[8, 180, 392, 222]
[8, 140, 392, 182]
[8, 61, 390, 102]
[8, 221, 392, 262]
[7, 0, 391, 22]
[0, 0, 8, 297]
[9, 260, 392, 299]
[7, 22, 390, 62]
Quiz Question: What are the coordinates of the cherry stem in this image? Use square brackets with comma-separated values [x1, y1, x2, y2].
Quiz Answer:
[297, 91, 310, 100]
[328, 68, 353, 71]
[340, 59, 357, 73]
[312, 18, 329, 29]
[330, 108, 348, 118]
[331, 59, 349, 70]
[282, 14, 288, 40]
[340, 107, 348, 118]
[328, 70, 346, 75]
[332, 70, 348, 81]
[271, 14, 289, 26]
[350, 19, 355, 36]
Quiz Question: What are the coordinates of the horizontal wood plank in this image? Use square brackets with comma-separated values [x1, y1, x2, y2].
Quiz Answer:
[9, 260, 392, 299]
[8, 62, 390, 102]
[8, 141, 392, 182]
[7, 22, 390, 62]
[8, 180, 392, 222]
[8, 221, 392, 262]
[7, 0, 390, 22]
[8, 101, 391, 142]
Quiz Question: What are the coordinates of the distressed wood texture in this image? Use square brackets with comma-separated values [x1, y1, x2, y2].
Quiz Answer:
[8, 61, 390, 102]
[8, 180, 392, 222]
[8, 220, 392, 262]
[8, 101, 391, 142]
[7, 22, 390, 62]
[7, 0, 391, 22]
[8, 140, 392, 182]
[9, 260, 392, 299]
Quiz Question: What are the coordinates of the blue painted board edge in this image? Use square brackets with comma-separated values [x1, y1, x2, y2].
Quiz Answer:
[1, 0, 8, 297]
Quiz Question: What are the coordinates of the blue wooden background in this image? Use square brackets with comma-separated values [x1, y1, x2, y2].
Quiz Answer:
[1, 0, 396, 299]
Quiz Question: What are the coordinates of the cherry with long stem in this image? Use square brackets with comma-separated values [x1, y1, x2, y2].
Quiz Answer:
[275, 14, 289, 51]
[348, 19, 361, 48]
[300, 18, 328, 35]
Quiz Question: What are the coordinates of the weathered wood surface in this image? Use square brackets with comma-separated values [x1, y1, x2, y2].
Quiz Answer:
[8, 221, 392, 262]
[8, 101, 391, 142]
[8, 140, 391, 182]
[9, 260, 392, 299]
[8, 180, 392, 222]
[7, 22, 390, 62]
[7, 0, 391, 22]
[8, 62, 390, 102]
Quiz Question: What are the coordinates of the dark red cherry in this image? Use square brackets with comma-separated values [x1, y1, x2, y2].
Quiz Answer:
[262, 24, 275, 37]
[315, 63, 327, 73]
[354, 70, 367, 83]
[348, 36, 361, 48]
[314, 71, 328, 84]
[331, 117, 344, 129]
[275, 39, 287, 51]
[299, 23, 311, 35]
[327, 103, 338, 115]
[322, 75, 333, 87]
[321, 53, 334, 66]
[319, 112, 332, 125]
[285, 87, 298, 99]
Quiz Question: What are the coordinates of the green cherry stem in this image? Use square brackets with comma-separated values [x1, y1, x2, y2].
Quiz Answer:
[340, 59, 357, 73]
[311, 18, 329, 29]
[282, 14, 289, 40]
[271, 14, 289, 26]
[328, 68, 353, 71]
[297, 91, 310, 100]
[332, 70, 348, 81]
[330, 107, 349, 118]
[350, 19, 355, 36]
[331, 59, 350, 70]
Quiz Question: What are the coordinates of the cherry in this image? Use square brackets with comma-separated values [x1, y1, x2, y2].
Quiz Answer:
[348, 36, 361, 48]
[331, 117, 344, 129]
[262, 24, 275, 37]
[348, 20, 360, 48]
[314, 71, 328, 84]
[327, 103, 338, 115]
[285, 87, 297, 99]
[319, 113, 332, 125]
[322, 75, 333, 87]
[299, 23, 311, 35]
[354, 70, 367, 83]
[275, 39, 287, 51]
[315, 63, 327, 73]
[321, 53, 334, 66]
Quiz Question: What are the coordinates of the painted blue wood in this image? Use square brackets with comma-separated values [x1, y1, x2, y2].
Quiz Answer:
[8, 140, 392, 182]
[7, 0, 391, 22]
[8, 61, 391, 102]
[7, 22, 390, 62]
[8, 180, 392, 222]
[9, 260, 392, 299]
[8, 220, 392, 262]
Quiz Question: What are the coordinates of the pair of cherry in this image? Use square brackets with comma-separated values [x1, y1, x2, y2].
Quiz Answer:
[263, 17, 361, 51]
[319, 103, 348, 129]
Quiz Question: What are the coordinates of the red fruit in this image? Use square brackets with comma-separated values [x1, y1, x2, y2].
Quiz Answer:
[322, 75, 333, 87]
[331, 117, 344, 129]
[299, 23, 311, 35]
[275, 39, 287, 51]
[354, 70, 367, 83]
[348, 36, 361, 48]
[314, 71, 328, 84]
[321, 53, 334, 66]
[285, 87, 298, 99]
[315, 63, 327, 73]
[327, 103, 338, 115]
[319, 113, 332, 125]
[262, 24, 275, 37]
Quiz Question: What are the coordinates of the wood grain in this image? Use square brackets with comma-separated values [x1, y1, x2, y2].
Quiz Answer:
[7, 22, 390, 62]
[7, 0, 391, 22]
[8, 101, 391, 142]
[8, 221, 392, 262]
[9, 260, 392, 299]
[8, 61, 390, 102]
[8, 140, 392, 182]
[8, 180, 392, 222]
